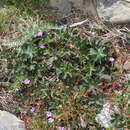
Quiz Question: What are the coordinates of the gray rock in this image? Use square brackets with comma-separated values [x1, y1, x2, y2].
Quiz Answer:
[0, 110, 25, 130]
[97, 0, 130, 24]
[49, 0, 130, 24]
[0, 1, 6, 7]
[49, 0, 99, 18]
[49, 0, 72, 14]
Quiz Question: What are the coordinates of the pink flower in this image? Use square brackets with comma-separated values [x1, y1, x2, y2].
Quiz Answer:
[39, 44, 45, 48]
[58, 126, 65, 130]
[36, 32, 43, 37]
[30, 106, 35, 112]
[48, 118, 54, 123]
[108, 57, 115, 62]
[46, 111, 53, 117]
[24, 79, 30, 84]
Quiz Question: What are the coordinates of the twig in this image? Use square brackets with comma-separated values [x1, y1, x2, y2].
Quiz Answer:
[54, 19, 88, 30]
[69, 19, 88, 28]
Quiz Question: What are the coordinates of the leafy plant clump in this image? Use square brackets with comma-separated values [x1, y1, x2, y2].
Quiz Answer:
[1, 28, 114, 129]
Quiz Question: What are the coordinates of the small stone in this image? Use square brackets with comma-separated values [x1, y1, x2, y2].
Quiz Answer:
[100, 74, 111, 82]
[123, 61, 130, 71]
[124, 74, 130, 81]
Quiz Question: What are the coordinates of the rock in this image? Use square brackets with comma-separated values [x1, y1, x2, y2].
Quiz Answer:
[49, 0, 130, 24]
[97, 0, 130, 24]
[49, 0, 99, 18]
[49, 0, 72, 14]
[100, 74, 111, 82]
[123, 61, 130, 71]
[0, 110, 25, 130]
[0, 1, 6, 7]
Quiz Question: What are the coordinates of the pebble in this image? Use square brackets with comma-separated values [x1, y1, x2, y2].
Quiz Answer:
[100, 74, 111, 82]
[123, 61, 130, 71]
